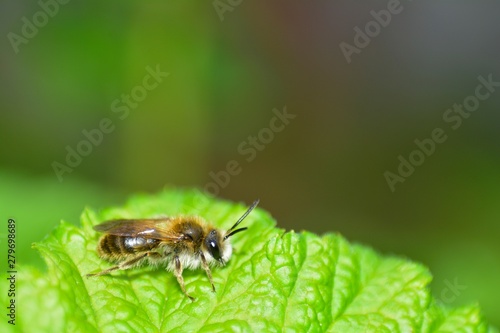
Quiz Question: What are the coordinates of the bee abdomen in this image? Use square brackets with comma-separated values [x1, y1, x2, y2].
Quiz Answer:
[97, 235, 134, 258]
[97, 235, 160, 259]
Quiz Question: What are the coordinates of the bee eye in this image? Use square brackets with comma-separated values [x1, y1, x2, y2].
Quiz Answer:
[209, 241, 221, 260]
[206, 230, 221, 260]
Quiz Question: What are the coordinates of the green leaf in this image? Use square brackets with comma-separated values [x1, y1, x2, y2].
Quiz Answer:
[1, 189, 496, 332]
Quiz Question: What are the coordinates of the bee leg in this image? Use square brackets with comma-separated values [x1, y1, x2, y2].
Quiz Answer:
[174, 255, 195, 301]
[200, 252, 216, 292]
[86, 252, 157, 277]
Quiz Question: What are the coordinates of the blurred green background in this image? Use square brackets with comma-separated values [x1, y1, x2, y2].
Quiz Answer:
[1, 0, 499, 326]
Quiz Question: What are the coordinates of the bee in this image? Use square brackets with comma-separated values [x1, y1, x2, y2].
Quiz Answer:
[86, 200, 259, 301]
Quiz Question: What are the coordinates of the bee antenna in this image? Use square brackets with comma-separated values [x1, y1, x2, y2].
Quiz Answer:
[224, 199, 259, 240]
[224, 227, 248, 240]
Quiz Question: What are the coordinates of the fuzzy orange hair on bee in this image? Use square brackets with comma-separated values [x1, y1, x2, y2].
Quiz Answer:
[86, 199, 259, 301]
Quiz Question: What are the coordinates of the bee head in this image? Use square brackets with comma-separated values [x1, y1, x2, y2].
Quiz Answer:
[205, 229, 224, 264]
[205, 199, 259, 265]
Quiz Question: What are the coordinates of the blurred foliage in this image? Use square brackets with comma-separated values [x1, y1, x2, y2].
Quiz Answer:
[0, 170, 126, 270]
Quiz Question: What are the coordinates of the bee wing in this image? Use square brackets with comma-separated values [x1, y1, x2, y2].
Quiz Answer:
[93, 218, 182, 241]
